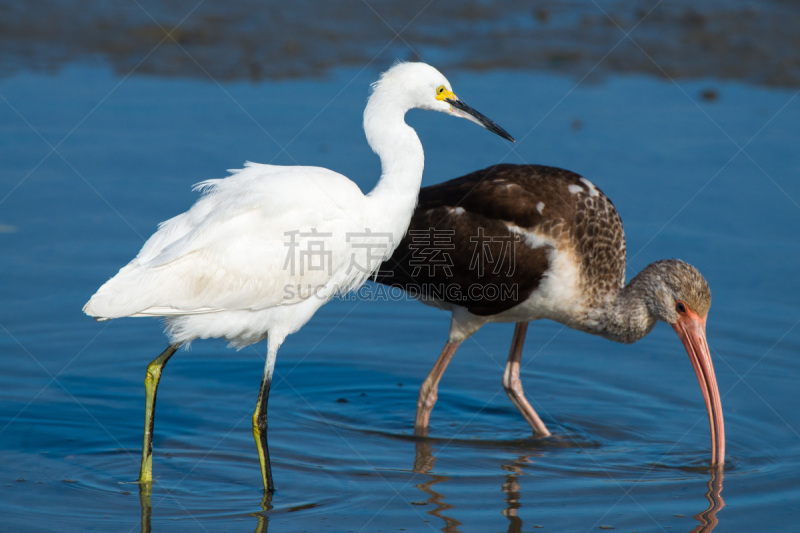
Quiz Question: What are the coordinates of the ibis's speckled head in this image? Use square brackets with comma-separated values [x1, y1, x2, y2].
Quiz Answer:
[634, 258, 724, 466]
[640, 259, 711, 326]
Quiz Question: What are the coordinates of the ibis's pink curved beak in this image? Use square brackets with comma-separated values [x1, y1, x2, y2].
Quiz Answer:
[672, 312, 725, 466]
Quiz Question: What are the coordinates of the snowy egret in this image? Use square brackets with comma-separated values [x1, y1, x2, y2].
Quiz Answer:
[377, 164, 724, 466]
[84, 62, 515, 493]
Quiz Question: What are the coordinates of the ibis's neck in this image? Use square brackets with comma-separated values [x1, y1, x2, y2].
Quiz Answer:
[362, 92, 425, 243]
[586, 268, 659, 344]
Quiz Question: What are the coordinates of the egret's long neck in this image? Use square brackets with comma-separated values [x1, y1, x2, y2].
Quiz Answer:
[585, 269, 659, 344]
[362, 90, 425, 242]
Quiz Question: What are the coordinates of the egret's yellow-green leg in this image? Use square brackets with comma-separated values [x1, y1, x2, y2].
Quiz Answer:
[139, 344, 180, 484]
[252, 340, 279, 493]
[252, 375, 273, 493]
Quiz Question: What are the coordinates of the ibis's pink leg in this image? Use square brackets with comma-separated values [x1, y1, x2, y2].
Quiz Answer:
[415, 341, 461, 436]
[502, 322, 551, 437]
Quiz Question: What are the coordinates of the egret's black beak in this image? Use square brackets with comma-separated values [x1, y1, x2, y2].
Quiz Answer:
[445, 97, 515, 143]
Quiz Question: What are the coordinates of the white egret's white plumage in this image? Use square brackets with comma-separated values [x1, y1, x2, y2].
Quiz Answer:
[84, 62, 514, 493]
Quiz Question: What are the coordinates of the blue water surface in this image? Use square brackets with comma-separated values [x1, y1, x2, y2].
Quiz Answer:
[1, 62, 799, 532]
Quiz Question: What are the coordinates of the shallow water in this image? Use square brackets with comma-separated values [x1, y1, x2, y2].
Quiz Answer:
[2, 31, 800, 533]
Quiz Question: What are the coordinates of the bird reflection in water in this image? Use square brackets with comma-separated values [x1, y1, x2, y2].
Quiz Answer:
[138, 484, 275, 533]
[411, 439, 724, 533]
[500, 456, 534, 533]
[135, 439, 721, 532]
[413, 439, 462, 533]
[691, 467, 725, 533]
[139, 485, 151, 533]
[251, 492, 274, 533]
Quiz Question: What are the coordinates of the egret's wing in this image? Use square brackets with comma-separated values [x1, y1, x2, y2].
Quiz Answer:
[84, 163, 368, 318]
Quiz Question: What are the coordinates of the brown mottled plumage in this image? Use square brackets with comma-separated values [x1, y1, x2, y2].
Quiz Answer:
[377, 164, 724, 466]
[379, 164, 625, 317]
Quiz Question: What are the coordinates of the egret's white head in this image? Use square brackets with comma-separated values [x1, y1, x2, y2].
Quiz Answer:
[369, 62, 515, 142]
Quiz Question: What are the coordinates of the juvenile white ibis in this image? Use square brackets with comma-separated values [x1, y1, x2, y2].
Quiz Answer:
[83, 62, 515, 493]
[377, 164, 725, 466]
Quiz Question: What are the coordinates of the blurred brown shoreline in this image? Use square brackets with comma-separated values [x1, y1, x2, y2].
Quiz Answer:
[2, 0, 798, 86]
